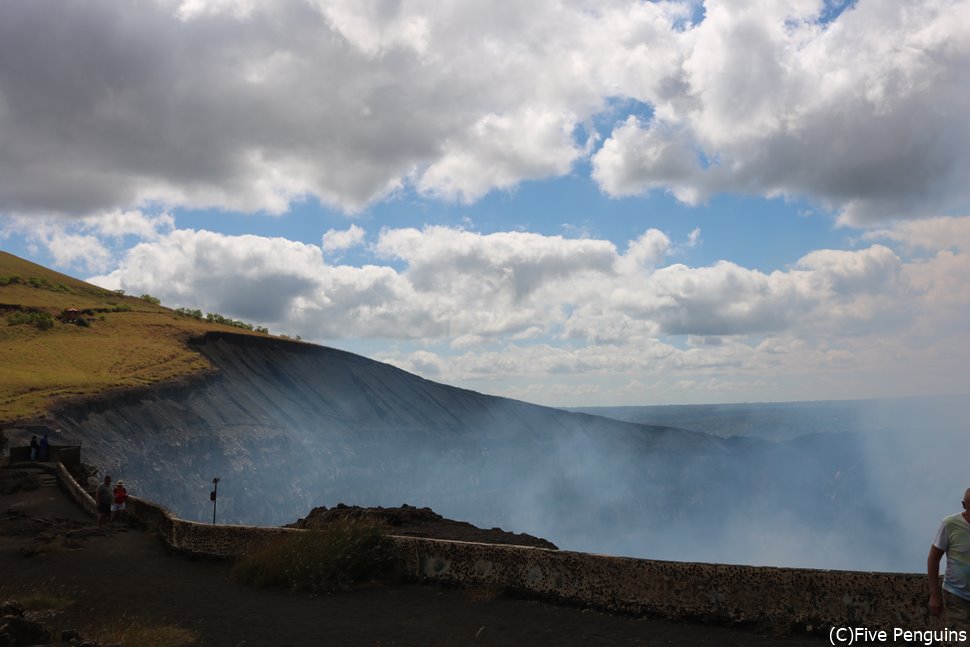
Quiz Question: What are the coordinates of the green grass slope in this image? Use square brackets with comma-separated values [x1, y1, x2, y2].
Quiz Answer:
[0, 251, 268, 424]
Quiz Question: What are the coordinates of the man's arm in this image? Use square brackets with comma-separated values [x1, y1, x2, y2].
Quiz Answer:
[929, 545, 945, 616]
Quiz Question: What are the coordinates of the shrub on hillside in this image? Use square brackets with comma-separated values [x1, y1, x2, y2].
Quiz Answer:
[7, 311, 54, 330]
[231, 519, 394, 594]
[0, 274, 22, 286]
[139, 294, 161, 305]
[176, 307, 204, 320]
[205, 312, 260, 331]
[24, 276, 70, 293]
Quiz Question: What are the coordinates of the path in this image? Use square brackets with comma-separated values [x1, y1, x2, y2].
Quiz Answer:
[1, 467, 823, 646]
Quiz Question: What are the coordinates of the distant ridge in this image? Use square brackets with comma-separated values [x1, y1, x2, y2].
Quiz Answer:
[569, 395, 968, 440]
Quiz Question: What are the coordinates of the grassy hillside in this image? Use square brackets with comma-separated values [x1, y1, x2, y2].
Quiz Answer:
[0, 251, 268, 423]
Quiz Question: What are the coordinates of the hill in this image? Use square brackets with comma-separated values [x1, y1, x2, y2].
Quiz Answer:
[0, 251, 271, 423]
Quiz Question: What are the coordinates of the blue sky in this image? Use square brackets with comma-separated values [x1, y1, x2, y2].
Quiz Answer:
[165, 178, 842, 273]
[1, 0, 968, 406]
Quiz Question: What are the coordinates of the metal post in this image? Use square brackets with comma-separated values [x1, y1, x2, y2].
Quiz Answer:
[210, 477, 220, 524]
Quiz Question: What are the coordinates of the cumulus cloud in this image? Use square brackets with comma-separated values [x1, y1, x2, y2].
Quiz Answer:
[1, 1, 963, 223]
[0, 0, 628, 216]
[322, 224, 366, 253]
[615, 228, 671, 274]
[864, 216, 970, 253]
[417, 108, 581, 203]
[90, 230, 327, 322]
[87, 224, 923, 344]
[590, 0, 970, 224]
[374, 226, 618, 301]
[76, 217, 970, 404]
[591, 116, 705, 204]
[0, 211, 174, 273]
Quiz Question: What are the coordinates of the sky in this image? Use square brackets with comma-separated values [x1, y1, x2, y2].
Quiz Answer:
[1, 0, 969, 407]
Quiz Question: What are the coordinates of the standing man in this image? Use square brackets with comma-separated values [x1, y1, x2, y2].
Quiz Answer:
[929, 487, 970, 645]
[96, 475, 113, 528]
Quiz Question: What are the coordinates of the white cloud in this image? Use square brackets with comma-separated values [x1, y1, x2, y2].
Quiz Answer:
[2, 1, 962, 223]
[864, 216, 970, 253]
[686, 227, 701, 248]
[591, 0, 970, 225]
[89, 230, 327, 322]
[615, 228, 671, 274]
[417, 108, 581, 203]
[0, 211, 173, 273]
[374, 226, 619, 303]
[82, 210, 175, 241]
[43, 231, 113, 273]
[322, 224, 367, 253]
[591, 116, 705, 204]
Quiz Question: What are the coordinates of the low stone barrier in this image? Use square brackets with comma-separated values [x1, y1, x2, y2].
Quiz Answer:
[392, 537, 935, 633]
[55, 462, 96, 516]
[51, 462, 298, 558]
[48, 462, 937, 634]
[130, 495, 301, 557]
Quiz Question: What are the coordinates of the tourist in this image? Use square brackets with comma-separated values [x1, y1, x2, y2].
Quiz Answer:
[928, 486, 970, 646]
[38, 434, 49, 462]
[29, 436, 38, 461]
[112, 480, 128, 523]
[96, 475, 112, 527]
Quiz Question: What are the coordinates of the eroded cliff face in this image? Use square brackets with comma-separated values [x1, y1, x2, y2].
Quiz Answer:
[50, 333, 890, 568]
[52, 334, 711, 522]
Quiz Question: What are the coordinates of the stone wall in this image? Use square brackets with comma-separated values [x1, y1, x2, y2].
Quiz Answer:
[393, 537, 935, 633]
[50, 461, 937, 634]
[55, 462, 96, 516]
[126, 495, 300, 558]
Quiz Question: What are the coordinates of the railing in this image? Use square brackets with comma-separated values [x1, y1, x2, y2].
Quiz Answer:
[8, 443, 83, 465]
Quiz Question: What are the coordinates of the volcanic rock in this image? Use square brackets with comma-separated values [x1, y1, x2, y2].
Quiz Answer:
[288, 503, 558, 549]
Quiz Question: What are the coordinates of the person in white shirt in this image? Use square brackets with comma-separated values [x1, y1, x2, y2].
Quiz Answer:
[929, 488, 970, 646]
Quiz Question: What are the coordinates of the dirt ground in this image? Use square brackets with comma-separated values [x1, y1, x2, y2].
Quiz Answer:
[0, 468, 824, 646]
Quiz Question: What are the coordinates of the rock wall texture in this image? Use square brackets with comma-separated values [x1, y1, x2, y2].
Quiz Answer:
[55, 462, 96, 516]
[50, 461, 936, 634]
[50, 332, 710, 532]
[394, 537, 934, 632]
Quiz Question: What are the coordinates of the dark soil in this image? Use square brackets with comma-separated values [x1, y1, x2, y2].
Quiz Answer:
[0, 467, 824, 646]
[287, 503, 558, 550]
